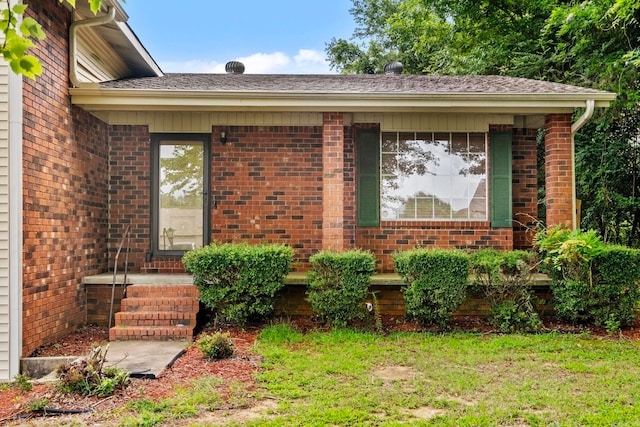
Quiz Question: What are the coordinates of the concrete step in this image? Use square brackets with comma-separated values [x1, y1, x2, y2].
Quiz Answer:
[125, 284, 200, 299]
[109, 325, 196, 341]
[120, 297, 200, 313]
[114, 311, 197, 327]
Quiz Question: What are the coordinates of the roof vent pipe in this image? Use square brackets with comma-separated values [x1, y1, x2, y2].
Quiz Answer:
[225, 61, 245, 74]
[69, 7, 116, 87]
[383, 61, 403, 75]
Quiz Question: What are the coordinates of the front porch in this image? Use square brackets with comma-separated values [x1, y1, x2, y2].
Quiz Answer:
[84, 272, 553, 340]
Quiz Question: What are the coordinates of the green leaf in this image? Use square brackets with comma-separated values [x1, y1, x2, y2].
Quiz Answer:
[18, 55, 43, 79]
[89, 0, 102, 14]
[20, 17, 46, 40]
[11, 4, 28, 15]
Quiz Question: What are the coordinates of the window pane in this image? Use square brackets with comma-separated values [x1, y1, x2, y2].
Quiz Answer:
[158, 141, 204, 250]
[381, 132, 397, 152]
[451, 133, 467, 154]
[469, 133, 486, 152]
[379, 131, 487, 221]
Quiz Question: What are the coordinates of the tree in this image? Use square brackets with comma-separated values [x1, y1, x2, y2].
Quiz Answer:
[1, 0, 104, 78]
[328, 0, 640, 246]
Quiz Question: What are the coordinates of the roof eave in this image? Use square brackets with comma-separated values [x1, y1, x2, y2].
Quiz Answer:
[69, 88, 617, 114]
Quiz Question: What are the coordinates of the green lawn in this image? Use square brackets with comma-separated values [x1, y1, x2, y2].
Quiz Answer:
[119, 326, 640, 426]
[243, 325, 640, 426]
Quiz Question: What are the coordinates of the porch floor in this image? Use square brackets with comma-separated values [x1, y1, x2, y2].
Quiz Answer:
[83, 272, 549, 286]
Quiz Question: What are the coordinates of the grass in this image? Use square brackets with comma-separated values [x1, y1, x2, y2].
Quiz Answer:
[116, 325, 640, 426]
[241, 324, 640, 426]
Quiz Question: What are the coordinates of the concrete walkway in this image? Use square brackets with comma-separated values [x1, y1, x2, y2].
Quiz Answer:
[104, 340, 188, 379]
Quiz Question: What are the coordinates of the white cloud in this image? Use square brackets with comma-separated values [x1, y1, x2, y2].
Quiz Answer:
[158, 49, 334, 74]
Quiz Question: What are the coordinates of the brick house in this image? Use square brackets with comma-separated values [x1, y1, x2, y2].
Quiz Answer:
[0, 0, 615, 380]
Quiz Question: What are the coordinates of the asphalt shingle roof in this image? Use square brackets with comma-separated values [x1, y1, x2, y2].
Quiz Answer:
[100, 73, 610, 95]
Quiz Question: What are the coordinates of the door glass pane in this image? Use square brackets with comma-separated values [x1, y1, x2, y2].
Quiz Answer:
[158, 141, 204, 251]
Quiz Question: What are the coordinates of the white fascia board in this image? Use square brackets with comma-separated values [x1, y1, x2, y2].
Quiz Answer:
[70, 88, 616, 114]
[115, 22, 163, 77]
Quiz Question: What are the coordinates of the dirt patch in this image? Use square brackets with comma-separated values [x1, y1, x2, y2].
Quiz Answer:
[404, 406, 446, 419]
[373, 365, 417, 383]
[173, 398, 279, 426]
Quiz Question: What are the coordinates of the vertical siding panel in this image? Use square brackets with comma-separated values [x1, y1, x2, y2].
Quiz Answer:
[0, 59, 11, 380]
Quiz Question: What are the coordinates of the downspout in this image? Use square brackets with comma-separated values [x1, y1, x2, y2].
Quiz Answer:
[69, 7, 116, 87]
[570, 99, 596, 230]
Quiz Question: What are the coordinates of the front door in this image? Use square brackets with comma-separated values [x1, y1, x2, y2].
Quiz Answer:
[151, 134, 210, 256]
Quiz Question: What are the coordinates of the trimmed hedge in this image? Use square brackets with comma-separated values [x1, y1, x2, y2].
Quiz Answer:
[470, 249, 542, 332]
[393, 248, 469, 327]
[182, 242, 294, 325]
[306, 250, 376, 326]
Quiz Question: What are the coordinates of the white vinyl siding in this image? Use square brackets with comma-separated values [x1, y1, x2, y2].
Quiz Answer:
[0, 60, 10, 381]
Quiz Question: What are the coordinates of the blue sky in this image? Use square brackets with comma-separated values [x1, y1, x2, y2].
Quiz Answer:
[123, 0, 356, 74]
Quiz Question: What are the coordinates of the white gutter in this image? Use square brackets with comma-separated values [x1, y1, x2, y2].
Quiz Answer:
[69, 7, 116, 88]
[570, 99, 596, 230]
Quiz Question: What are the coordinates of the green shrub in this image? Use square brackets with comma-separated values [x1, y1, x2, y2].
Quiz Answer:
[393, 248, 469, 327]
[197, 332, 235, 360]
[182, 242, 294, 325]
[536, 227, 640, 328]
[306, 250, 376, 326]
[470, 249, 542, 332]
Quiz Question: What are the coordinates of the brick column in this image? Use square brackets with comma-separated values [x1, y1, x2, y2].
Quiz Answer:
[544, 114, 574, 228]
[322, 113, 345, 250]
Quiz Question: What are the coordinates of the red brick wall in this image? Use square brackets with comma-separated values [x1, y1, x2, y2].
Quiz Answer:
[23, 1, 110, 356]
[108, 125, 152, 271]
[512, 128, 539, 249]
[322, 113, 346, 250]
[106, 122, 538, 274]
[211, 126, 324, 270]
[356, 223, 513, 272]
[544, 114, 574, 227]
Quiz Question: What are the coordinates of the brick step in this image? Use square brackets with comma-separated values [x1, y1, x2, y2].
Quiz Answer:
[114, 311, 197, 327]
[125, 284, 200, 299]
[121, 297, 199, 313]
[109, 325, 196, 341]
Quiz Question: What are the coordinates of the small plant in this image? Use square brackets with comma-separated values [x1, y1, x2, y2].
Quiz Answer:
[306, 250, 376, 327]
[197, 332, 235, 360]
[470, 249, 542, 332]
[56, 345, 129, 397]
[13, 373, 33, 392]
[394, 248, 469, 327]
[370, 291, 384, 333]
[28, 398, 49, 412]
[604, 314, 621, 335]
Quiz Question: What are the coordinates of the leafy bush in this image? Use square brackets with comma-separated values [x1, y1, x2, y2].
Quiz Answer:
[393, 248, 469, 327]
[306, 250, 376, 326]
[197, 332, 235, 360]
[183, 243, 294, 325]
[470, 249, 542, 332]
[536, 227, 640, 328]
[56, 346, 129, 397]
